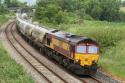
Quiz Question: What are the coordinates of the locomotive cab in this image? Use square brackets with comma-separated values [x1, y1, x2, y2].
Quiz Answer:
[74, 43, 99, 66]
[71, 39, 100, 75]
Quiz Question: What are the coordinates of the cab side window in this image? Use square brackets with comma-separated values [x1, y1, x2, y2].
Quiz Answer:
[47, 37, 51, 45]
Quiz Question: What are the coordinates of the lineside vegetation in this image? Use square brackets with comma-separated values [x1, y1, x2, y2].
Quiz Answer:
[34, 0, 125, 25]
[0, 15, 10, 26]
[0, 1, 34, 81]
[0, 42, 34, 83]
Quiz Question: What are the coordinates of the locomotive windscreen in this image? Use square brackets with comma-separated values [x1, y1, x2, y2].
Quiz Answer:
[88, 45, 98, 54]
[76, 44, 99, 54]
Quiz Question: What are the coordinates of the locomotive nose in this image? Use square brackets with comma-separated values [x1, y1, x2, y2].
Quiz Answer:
[75, 54, 99, 66]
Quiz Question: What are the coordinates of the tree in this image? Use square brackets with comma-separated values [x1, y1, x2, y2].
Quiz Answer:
[35, 0, 123, 24]
[4, 0, 10, 7]
[99, 0, 121, 21]
[0, 0, 8, 14]
[85, 0, 121, 21]
[35, 0, 69, 24]
[4, 0, 27, 8]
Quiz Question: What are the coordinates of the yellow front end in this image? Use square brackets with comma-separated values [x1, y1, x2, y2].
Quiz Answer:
[75, 53, 99, 66]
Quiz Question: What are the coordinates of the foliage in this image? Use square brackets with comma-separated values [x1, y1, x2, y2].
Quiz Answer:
[0, 13, 14, 26]
[0, 0, 8, 14]
[35, 0, 123, 25]
[0, 6, 8, 14]
[4, 0, 27, 8]
[35, 0, 86, 24]
[0, 0, 28, 15]
[100, 40, 125, 78]
[35, 1, 69, 24]
[0, 15, 7, 25]
[0, 42, 34, 83]
[85, 0, 121, 21]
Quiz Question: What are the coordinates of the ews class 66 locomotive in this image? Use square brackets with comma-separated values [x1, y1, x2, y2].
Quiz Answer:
[16, 13, 100, 75]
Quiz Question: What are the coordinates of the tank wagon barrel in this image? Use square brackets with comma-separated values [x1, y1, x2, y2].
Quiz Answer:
[16, 13, 49, 43]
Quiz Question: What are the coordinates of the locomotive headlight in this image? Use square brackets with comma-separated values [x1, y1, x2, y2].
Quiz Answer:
[75, 59, 79, 62]
[74, 59, 80, 64]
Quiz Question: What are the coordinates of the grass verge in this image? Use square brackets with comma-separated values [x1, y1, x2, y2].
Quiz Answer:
[0, 42, 34, 83]
[0, 15, 9, 26]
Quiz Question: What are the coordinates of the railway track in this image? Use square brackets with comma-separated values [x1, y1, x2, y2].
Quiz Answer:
[80, 76, 102, 83]
[4, 21, 102, 83]
[5, 22, 67, 83]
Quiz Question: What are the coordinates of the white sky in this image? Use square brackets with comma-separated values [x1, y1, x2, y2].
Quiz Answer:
[18, 0, 36, 5]
[18, 0, 125, 5]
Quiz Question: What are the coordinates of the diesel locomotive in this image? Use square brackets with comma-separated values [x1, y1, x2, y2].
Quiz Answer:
[16, 13, 100, 75]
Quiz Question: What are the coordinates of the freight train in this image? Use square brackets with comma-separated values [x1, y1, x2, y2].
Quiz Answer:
[16, 13, 100, 75]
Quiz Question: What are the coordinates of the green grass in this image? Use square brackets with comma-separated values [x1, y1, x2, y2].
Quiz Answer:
[0, 15, 9, 26]
[0, 42, 34, 83]
[0, 13, 15, 26]
[43, 20, 125, 79]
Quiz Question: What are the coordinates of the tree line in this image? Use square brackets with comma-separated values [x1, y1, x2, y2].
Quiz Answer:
[35, 0, 125, 25]
[0, 0, 27, 15]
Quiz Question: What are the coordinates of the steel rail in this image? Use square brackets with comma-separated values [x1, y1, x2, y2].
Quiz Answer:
[4, 22, 51, 83]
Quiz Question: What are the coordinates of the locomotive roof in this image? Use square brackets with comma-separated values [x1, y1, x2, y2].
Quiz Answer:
[49, 30, 98, 45]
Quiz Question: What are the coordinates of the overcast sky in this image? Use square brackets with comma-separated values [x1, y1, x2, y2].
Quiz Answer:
[12, 0, 125, 5]
[18, 0, 36, 5]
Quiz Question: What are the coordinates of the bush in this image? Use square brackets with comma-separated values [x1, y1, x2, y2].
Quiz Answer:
[84, 14, 94, 20]
[0, 6, 8, 15]
[117, 11, 125, 21]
